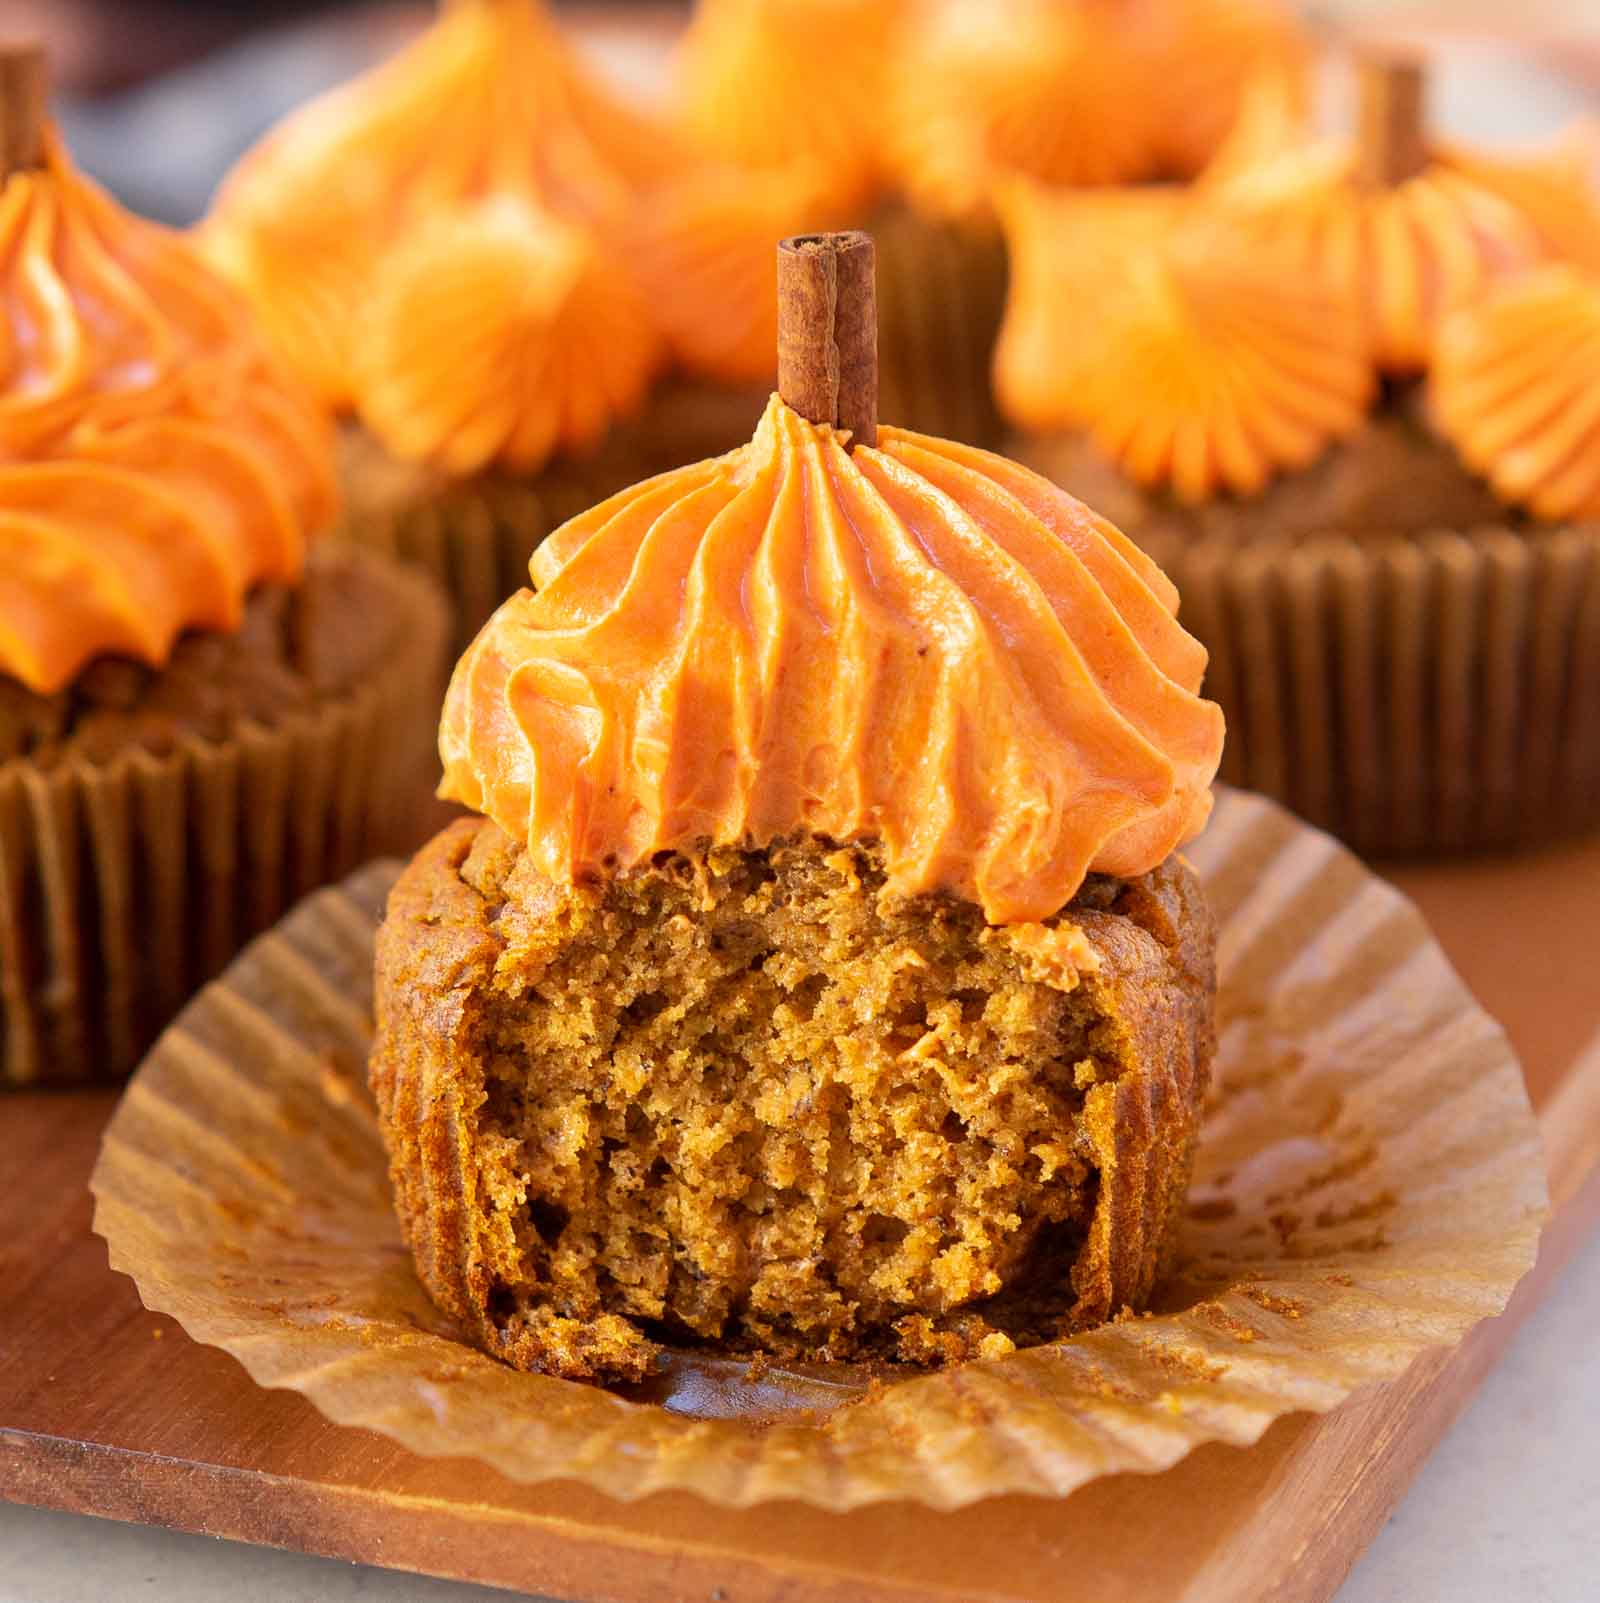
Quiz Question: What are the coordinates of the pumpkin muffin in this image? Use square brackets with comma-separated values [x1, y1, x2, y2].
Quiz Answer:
[998, 62, 1600, 852]
[0, 84, 446, 1086]
[369, 236, 1224, 1382]
[203, 0, 757, 655]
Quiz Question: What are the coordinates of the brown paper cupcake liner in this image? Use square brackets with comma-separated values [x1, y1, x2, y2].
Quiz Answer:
[90, 789, 1546, 1509]
[872, 204, 1008, 448]
[336, 383, 769, 656]
[0, 560, 446, 1088]
[1147, 527, 1600, 855]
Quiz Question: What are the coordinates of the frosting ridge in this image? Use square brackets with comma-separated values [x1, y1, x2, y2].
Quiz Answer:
[356, 198, 660, 476]
[0, 133, 335, 695]
[203, 0, 670, 469]
[1444, 120, 1600, 274]
[1200, 89, 1544, 372]
[440, 397, 1223, 922]
[995, 181, 1374, 500]
[1431, 263, 1600, 522]
[672, 0, 899, 215]
[889, 0, 1155, 214]
[632, 162, 848, 385]
[1130, 0, 1312, 178]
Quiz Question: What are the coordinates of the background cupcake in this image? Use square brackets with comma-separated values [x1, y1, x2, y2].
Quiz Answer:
[204, 0, 758, 655]
[998, 58, 1600, 853]
[0, 65, 446, 1087]
[642, 0, 1310, 452]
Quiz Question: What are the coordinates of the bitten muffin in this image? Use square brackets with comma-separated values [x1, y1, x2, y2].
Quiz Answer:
[0, 112, 446, 1086]
[998, 66, 1600, 852]
[370, 374, 1225, 1382]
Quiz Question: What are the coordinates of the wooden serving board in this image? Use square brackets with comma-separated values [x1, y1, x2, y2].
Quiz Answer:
[2, 833, 1598, 1603]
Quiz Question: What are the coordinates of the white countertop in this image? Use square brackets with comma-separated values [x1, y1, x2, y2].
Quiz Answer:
[3, 1216, 1597, 1603]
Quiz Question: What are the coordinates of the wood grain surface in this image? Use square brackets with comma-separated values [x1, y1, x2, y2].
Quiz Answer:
[2, 835, 1597, 1603]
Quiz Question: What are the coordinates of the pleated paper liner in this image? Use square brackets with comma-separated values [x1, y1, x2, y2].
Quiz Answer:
[0, 554, 447, 1088]
[335, 381, 769, 657]
[90, 789, 1546, 1510]
[1146, 527, 1600, 855]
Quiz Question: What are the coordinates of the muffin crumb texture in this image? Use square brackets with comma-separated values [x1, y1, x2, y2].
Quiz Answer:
[371, 821, 1215, 1384]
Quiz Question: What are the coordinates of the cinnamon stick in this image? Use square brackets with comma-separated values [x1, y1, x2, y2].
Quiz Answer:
[0, 43, 45, 182]
[777, 231, 877, 449]
[1355, 51, 1426, 189]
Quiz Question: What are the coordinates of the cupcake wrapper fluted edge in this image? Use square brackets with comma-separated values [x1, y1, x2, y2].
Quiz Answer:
[0, 557, 447, 1086]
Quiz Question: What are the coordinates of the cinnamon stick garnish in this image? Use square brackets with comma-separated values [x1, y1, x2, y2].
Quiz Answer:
[777, 231, 877, 449]
[0, 43, 45, 182]
[1355, 51, 1426, 189]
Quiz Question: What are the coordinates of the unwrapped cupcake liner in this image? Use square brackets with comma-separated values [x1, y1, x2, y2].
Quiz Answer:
[0, 561, 446, 1088]
[1146, 527, 1600, 855]
[873, 204, 1008, 448]
[90, 789, 1546, 1509]
[336, 383, 767, 654]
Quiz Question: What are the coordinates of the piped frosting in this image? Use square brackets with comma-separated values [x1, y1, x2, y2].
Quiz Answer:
[995, 182, 1374, 500]
[1432, 263, 1600, 522]
[1199, 82, 1544, 373]
[203, 0, 669, 470]
[355, 198, 659, 477]
[1130, 0, 1312, 179]
[631, 162, 849, 386]
[889, 0, 1156, 214]
[439, 396, 1223, 924]
[671, 0, 899, 215]
[0, 133, 335, 696]
[1444, 120, 1600, 274]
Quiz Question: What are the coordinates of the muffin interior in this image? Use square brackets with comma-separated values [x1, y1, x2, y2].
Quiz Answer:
[436, 826, 1182, 1374]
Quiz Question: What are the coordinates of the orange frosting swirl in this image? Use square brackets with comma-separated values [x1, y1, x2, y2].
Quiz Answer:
[1432, 264, 1600, 523]
[0, 134, 336, 696]
[996, 182, 1374, 500]
[1443, 120, 1600, 274]
[889, 0, 1155, 215]
[1127, 0, 1311, 178]
[203, 0, 671, 469]
[1200, 90, 1544, 373]
[439, 397, 1223, 924]
[355, 198, 659, 477]
[672, 0, 898, 215]
[631, 162, 850, 386]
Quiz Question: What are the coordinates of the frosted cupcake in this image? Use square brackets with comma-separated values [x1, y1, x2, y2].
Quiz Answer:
[0, 60, 446, 1086]
[369, 233, 1224, 1381]
[998, 61, 1600, 851]
[204, 0, 753, 654]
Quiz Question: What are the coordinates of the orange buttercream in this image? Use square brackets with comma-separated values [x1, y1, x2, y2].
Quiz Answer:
[632, 162, 851, 386]
[1200, 91, 1544, 373]
[890, 0, 1155, 215]
[1432, 263, 1600, 523]
[1444, 120, 1600, 274]
[356, 198, 659, 477]
[995, 182, 1374, 500]
[203, 0, 670, 468]
[1125, 0, 1311, 178]
[672, 0, 898, 215]
[438, 396, 1223, 924]
[0, 133, 335, 697]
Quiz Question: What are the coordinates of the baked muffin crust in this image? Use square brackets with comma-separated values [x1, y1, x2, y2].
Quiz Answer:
[371, 817, 1215, 1382]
